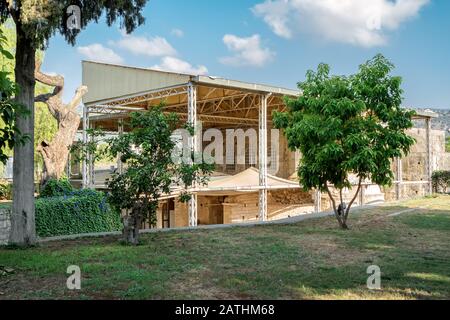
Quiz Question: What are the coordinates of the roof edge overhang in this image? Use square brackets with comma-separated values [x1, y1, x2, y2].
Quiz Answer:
[83, 60, 300, 107]
[192, 75, 300, 97]
[410, 109, 439, 119]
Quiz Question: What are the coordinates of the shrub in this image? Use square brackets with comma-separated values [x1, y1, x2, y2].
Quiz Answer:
[39, 178, 74, 198]
[36, 189, 122, 237]
[432, 171, 450, 193]
[0, 181, 12, 200]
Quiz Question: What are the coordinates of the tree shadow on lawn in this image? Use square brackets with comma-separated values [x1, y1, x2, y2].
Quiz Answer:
[0, 204, 449, 300]
[171, 206, 450, 300]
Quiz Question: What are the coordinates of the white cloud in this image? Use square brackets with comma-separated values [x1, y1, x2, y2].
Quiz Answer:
[152, 56, 208, 75]
[252, 0, 293, 39]
[113, 35, 177, 57]
[77, 44, 123, 64]
[171, 28, 184, 38]
[252, 0, 429, 47]
[220, 34, 275, 67]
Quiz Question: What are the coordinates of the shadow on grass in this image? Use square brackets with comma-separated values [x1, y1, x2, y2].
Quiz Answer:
[0, 203, 449, 300]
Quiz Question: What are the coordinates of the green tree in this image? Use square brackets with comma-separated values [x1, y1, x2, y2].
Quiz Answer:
[0, 0, 149, 245]
[0, 20, 57, 178]
[0, 27, 28, 165]
[273, 54, 415, 229]
[106, 108, 213, 245]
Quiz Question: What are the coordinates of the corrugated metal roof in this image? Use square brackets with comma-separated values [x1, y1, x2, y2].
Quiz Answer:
[82, 61, 191, 105]
[82, 61, 300, 106]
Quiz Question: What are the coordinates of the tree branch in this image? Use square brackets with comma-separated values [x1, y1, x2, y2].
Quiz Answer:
[344, 176, 363, 220]
[35, 60, 64, 89]
[34, 61, 88, 120]
[325, 184, 343, 226]
[67, 85, 88, 111]
[35, 93, 53, 103]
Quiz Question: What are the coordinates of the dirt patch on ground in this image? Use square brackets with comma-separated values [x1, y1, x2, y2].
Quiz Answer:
[0, 272, 71, 299]
[168, 267, 252, 300]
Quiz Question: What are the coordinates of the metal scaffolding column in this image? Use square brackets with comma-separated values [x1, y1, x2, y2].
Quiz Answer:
[359, 184, 365, 206]
[188, 82, 198, 227]
[88, 116, 95, 188]
[258, 94, 268, 221]
[426, 117, 433, 195]
[314, 190, 321, 213]
[82, 105, 89, 188]
[117, 119, 124, 175]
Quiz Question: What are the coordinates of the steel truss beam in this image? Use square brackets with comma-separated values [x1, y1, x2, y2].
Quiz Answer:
[88, 84, 189, 107]
[89, 104, 145, 114]
[174, 113, 270, 126]
[162, 92, 250, 112]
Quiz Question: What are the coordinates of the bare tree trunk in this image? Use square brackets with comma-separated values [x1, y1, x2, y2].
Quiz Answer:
[338, 188, 348, 229]
[34, 61, 88, 185]
[39, 112, 80, 183]
[10, 23, 36, 246]
[123, 213, 141, 245]
[325, 185, 346, 229]
[343, 177, 363, 226]
[325, 176, 363, 230]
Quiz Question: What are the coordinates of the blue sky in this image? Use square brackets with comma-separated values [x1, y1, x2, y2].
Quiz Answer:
[42, 0, 450, 109]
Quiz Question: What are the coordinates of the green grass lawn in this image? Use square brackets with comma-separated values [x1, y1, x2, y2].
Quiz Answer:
[0, 195, 449, 300]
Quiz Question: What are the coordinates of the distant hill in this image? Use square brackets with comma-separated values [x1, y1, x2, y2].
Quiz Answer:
[412, 108, 450, 137]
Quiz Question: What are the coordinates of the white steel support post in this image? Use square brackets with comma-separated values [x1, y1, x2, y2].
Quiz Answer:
[117, 119, 124, 175]
[188, 83, 198, 227]
[258, 94, 268, 221]
[87, 114, 95, 188]
[359, 184, 365, 207]
[82, 105, 89, 188]
[66, 153, 71, 178]
[314, 190, 321, 213]
[426, 117, 433, 195]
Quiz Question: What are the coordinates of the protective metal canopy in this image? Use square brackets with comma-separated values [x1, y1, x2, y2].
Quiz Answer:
[82, 60, 299, 106]
[80, 60, 438, 228]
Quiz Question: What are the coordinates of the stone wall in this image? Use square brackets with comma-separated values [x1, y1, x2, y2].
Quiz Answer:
[0, 208, 11, 245]
[403, 128, 448, 181]
[168, 189, 315, 227]
[383, 128, 449, 200]
[443, 154, 450, 171]
[223, 191, 314, 224]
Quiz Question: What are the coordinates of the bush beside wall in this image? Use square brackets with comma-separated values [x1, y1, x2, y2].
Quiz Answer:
[39, 178, 74, 198]
[36, 189, 122, 238]
[432, 170, 450, 193]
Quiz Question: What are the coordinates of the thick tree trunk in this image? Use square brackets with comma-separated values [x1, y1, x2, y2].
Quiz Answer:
[39, 111, 80, 184]
[9, 24, 36, 246]
[34, 62, 88, 185]
[325, 177, 363, 230]
[123, 214, 141, 245]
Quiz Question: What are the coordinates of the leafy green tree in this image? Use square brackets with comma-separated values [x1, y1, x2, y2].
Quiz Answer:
[0, 27, 28, 166]
[274, 54, 415, 229]
[0, 0, 149, 245]
[0, 20, 57, 179]
[106, 108, 213, 245]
